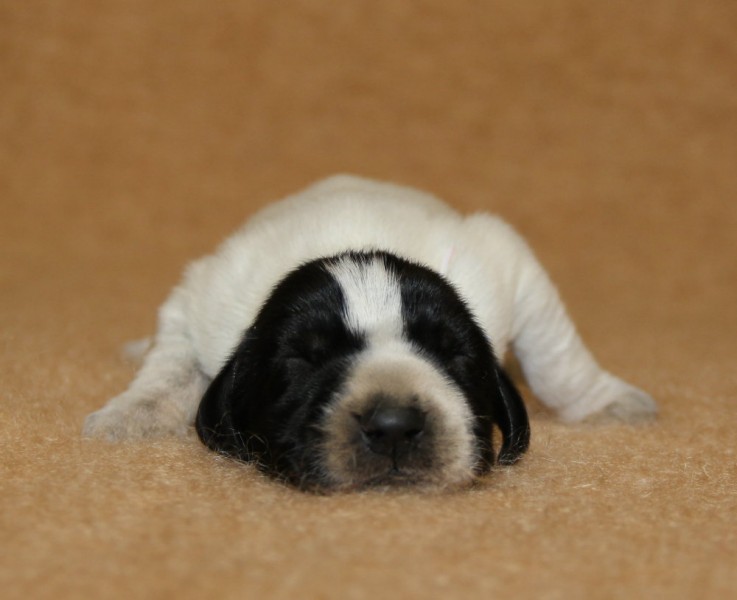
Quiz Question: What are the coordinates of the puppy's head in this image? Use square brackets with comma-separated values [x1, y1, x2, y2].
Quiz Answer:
[196, 251, 529, 490]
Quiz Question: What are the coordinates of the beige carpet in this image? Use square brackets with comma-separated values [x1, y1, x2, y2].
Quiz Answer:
[2, 2, 736, 598]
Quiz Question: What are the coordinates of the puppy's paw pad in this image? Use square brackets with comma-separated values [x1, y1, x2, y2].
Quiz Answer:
[83, 398, 188, 441]
[586, 386, 657, 424]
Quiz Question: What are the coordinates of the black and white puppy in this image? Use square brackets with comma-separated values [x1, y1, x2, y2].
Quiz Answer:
[84, 175, 656, 490]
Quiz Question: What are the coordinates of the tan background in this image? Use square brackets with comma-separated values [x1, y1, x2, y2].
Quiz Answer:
[2, 2, 736, 598]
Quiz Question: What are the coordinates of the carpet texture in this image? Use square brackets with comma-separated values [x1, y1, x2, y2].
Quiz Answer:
[2, 2, 736, 598]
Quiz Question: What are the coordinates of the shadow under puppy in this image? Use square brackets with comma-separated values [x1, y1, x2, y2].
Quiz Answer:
[84, 175, 656, 490]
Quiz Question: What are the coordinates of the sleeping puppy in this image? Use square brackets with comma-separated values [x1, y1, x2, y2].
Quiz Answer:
[83, 175, 656, 490]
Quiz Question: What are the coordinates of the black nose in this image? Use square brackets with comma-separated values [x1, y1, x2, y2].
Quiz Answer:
[359, 405, 426, 457]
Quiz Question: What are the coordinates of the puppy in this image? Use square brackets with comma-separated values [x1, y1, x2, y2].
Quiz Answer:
[84, 175, 656, 490]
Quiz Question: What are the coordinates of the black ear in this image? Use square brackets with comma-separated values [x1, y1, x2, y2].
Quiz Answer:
[494, 367, 531, 465]
[195, 354, 240, 455]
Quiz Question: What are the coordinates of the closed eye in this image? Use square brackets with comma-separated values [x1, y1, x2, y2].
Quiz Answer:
[281, 325, 364, 370]
[284, 355, 314, 370]
[406, 319, 470, 363]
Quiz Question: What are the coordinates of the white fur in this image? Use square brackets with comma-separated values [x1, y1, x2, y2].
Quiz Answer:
[326, 254, 403, 343]
[83, 174, 656, 440]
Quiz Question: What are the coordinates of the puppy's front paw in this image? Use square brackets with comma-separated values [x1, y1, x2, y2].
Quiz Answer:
[83, 394, 190, 441]
[585, 381, 657, 424]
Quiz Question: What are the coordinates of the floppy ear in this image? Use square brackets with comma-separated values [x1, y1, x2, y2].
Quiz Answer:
[494, 367, 531, 465]
[195, 354, 240, 455]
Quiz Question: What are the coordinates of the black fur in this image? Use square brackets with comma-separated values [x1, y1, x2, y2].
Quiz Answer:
[196, 250, 530, 488]
[392, 253, 530, 470]
[196, 258, 365, 484]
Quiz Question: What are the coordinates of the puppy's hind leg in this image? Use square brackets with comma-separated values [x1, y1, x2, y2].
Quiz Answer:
[83, 289, 209, 441]
[473, 217, 657, 423]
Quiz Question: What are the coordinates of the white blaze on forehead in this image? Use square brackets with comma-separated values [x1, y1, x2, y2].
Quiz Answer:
[326, 256, 403, 341]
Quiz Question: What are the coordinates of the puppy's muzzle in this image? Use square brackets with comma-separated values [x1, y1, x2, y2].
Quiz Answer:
[357, 404, 426, 462]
